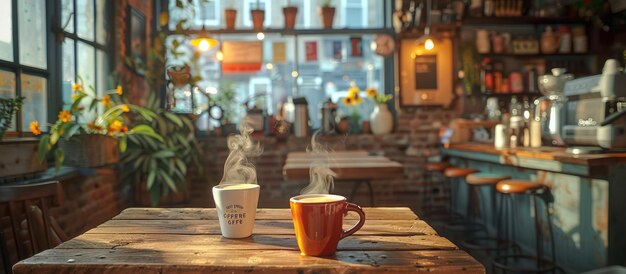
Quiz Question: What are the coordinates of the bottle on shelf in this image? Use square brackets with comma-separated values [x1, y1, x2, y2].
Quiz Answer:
[484, 0, 494, 16]
[469, 0, 483, 17]
[494, 61, 504, 93]
[508, 96, 523, 148]
[525, 68, 538, 93]
[480, 57, 494, 93]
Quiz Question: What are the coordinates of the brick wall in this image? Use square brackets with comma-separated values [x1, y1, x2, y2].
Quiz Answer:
[190, 108, 456, 213]
[0, 168, 130, 272]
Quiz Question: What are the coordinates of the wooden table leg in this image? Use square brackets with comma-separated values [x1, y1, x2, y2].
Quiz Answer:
[347, 180, 375, 207]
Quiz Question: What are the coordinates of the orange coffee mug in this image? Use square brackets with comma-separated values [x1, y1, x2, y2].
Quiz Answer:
[289, 194, 366, 257]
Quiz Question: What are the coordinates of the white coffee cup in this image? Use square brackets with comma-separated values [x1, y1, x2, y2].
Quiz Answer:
[212, 184, 260, 238]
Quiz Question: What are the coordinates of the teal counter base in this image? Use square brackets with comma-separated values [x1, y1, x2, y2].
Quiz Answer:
[442, 145, 626, 273]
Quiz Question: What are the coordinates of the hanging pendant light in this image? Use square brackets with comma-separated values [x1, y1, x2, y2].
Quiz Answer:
[190, 26, 219, 52]
[416, 0, 436, 50]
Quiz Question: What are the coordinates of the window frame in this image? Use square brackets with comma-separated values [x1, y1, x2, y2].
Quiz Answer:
[0, 0, 53, 137]
[341, 0, 368, 28]
[0, 0, 113, 138]
[193, 0, 220, 27]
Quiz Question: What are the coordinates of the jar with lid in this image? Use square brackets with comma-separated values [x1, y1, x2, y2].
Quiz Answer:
[572, 26, 587, 53]
[476, 29, 491, 53]
[557, 25, 571, 53]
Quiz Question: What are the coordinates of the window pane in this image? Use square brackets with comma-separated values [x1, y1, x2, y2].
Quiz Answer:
[97, 49, 108, 95]
[62, 39, 75, 107]
[77, 41, 96, 92]
[77, 0, 95, 41]
[21, 74, 47, 132]
[18, 0, 47, 69]
[0, 0, 13, 62]
[61, 0, 74, 33]
[0, 70, 16, 130]
[95, 0, 107, 44]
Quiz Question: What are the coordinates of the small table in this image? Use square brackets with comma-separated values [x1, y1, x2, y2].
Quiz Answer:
[13, 207, 484, 274]
[283, 150, 404, 206]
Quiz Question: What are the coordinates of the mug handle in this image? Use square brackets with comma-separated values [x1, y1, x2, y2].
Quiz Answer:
[340, 203, 366, 239]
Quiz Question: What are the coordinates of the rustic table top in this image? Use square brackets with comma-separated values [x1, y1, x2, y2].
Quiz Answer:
[13, 207, 484, 274]
[283, 150, 404, 180]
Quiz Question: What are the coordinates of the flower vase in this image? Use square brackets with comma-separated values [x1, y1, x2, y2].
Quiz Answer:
[348, 117, 361, 134]
[370, 104, 393, 135]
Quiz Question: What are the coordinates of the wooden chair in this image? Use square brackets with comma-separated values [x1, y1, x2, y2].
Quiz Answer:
[0, 181, 67, 273]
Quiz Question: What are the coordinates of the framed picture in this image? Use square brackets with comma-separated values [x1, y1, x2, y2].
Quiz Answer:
[398, 38, 453, 107]
[126, 6, 146, 75]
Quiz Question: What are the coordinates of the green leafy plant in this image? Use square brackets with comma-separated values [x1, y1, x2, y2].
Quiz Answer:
[33, 77, 162, 171]
[460, 43, 479, 95]
[211, 81, 238, 124]
[320, 0, 333, 7]
[120, 92, 202, 206]
[0, 96, 24, 140]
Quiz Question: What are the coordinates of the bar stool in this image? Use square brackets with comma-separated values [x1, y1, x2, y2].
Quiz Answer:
[460, 172, 511, 251]
[493, 180, 556, 274]
[422, 162, 450, 216]
[443, 167, 479, 230]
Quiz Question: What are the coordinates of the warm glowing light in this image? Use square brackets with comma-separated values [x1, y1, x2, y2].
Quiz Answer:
[291, 70, 299, 78]
[367, 64, 374, 70]
[425, 38, 435, 50]
[266, 63, 274, 70]
[190, 37, 219, 51]
[216, 50, 224, 61]
[257, 32, 265, 40]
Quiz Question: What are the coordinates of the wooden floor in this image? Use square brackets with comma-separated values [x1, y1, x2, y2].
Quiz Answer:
[13, 207, 485, 274]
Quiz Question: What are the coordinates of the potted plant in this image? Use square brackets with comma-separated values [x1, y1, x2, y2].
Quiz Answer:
[0, 96, 24, 141]
[32, 77, 162, 171]
[120, 92, 202, 206]
[366, 88, 393, 135]
[283, 0, 298, 29]
[224, 1, 237, 30]
[319, 0, 335, 29]
[251, 0, 265, 30]
[211, 81, 239, 135]
[340, 86, 363, 134]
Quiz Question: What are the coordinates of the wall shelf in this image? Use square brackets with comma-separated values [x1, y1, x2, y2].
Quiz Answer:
[169, 28, 395, 36]
[478, 53, 594, 58]
[462, 17, 587, 26]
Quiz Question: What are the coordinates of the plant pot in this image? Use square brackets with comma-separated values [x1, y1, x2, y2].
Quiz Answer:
[251, 9, 265, 30]
[0, 138, 47, 179]
[370, 104, 393, 135]
[224, 9, 237, 30]
[283, 6, 298, 29]
[336, 117, 349, 134]
[319, 6, 335, 29]
[59, 135, 120, 167]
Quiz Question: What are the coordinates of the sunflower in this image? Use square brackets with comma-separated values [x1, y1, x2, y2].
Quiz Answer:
[101, 95, 111, 107]
[116, 85, 123, 95]
[352, 94, 362, 104]
[120, 104, 130, 112]
[347, 86, 360, 98]
[366, 88, 377, 98]
[72, 83, 82, 92]
[342, 96, 354, 105]
[58, 110, 72, 123]
[30, 121, 42, 135]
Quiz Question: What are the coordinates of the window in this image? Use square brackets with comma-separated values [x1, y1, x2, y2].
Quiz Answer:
[166, 0, 388, 130]
[342, 0, 368, 28]
[194, 0, 220, 27]
[61, 0, 110, 115]
[0, 0, 49, 134]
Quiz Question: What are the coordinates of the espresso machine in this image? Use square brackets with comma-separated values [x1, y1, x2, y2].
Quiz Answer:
[534, 68, 574, 146]
[562, 59, 626, 151]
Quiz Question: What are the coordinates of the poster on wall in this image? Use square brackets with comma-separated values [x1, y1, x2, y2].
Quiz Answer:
[414, 55, 437, 90]
[350, 37, 363, 57]
[222, 41, 263, 73]
[305, 41, 318, 62]
[272, 42, 286, 64]
[332, 41, 342, 61]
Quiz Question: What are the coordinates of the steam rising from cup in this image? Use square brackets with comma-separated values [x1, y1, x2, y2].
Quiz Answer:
[220, 122, 263, 185]
[300, 131, 336, 195]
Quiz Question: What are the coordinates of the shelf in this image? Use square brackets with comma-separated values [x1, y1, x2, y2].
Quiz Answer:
[170, 28, 394, 36]
[480, 92, 542, 97]
[462, 16, 587, 25]
[478, 53, 594, 58]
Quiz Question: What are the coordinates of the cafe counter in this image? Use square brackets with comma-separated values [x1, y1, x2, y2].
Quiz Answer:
[441, 143, 626, 272]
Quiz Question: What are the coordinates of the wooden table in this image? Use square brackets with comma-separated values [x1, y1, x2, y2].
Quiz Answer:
[13, 207, 484, 274]
[283, 150, 404, 206]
